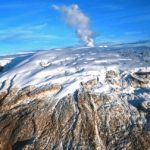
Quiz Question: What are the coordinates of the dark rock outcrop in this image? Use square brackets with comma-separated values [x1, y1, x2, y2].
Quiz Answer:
[0, 66, 3, 72]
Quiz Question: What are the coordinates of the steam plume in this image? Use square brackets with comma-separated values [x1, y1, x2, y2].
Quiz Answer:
[52, 4, 95, 47]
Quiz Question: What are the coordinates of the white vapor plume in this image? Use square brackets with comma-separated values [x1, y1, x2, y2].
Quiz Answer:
[52, 4, 95, 47]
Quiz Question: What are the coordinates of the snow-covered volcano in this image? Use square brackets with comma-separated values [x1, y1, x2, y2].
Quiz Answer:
[0, 46, 150, 150]
[0, 46, 150, 98]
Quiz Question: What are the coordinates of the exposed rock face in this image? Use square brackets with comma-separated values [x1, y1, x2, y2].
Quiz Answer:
[0, 65, 3, 72]
[0, 70, 150, 150]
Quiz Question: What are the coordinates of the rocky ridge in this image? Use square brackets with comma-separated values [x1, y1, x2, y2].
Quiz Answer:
[0, 69, 150, 150]
[0, 47, 150, 150]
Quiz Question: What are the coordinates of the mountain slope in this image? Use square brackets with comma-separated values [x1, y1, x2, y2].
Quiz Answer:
[0, 46, 150, 150]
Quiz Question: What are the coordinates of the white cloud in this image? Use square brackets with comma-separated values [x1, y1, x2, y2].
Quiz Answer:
[0, 24, 61, 42]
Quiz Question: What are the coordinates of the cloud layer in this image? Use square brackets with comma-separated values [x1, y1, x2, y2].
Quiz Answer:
[52, 4, 95, 47]
[0, 24, 60, 42]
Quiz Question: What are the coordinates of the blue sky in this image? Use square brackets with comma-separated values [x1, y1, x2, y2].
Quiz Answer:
[0, 0, 150, 55]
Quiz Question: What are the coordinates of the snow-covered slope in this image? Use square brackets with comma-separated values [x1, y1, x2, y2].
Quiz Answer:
[0, 46, 150, 150]
[0, 46, 150, 98]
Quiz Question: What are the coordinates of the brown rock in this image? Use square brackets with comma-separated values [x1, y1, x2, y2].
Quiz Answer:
[0, 71, 150, 150]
